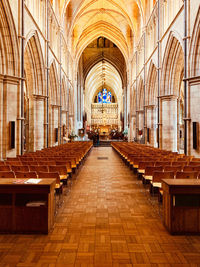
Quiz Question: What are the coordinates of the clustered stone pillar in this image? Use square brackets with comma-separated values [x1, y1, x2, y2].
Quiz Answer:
[188, 80, 200, 156]
[138, 110, 144, 142]
[146, 105, 157, 147]
[161, 95, 178, 151]
[49, 104, 59, 146]
[2, 76, 20, 158]
[29, 95, 45, 151]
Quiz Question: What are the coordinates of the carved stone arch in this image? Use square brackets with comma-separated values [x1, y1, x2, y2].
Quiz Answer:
[0, 0, 19, 76]
[189, 6, 200, 76]
[83, 54, 126, 88]
[161, 31, 184, 96]
[24, 31, 46, 96]
[146, 60, 157, 105]
[48, 60, 59, 146]
[49, 60, 59, 105]
[75, 24, 129, 68]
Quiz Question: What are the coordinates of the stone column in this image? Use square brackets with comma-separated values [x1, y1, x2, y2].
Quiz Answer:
[62, 110, 67, 143]
[188, 78, 200, 157]
[29, 95, 45, 151]
[2, 75, 20, 158]
[51, 104, 59, 146]
[130, 115, 136, 142]
[44, 96, 48, 148]
[49, 105, 60, 146]
[160, 95, 178, 152]
[146, 105, 157, 147]
[137, 110, 144, 143]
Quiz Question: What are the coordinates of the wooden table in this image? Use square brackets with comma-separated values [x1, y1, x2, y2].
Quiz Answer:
[0, 178, 56, 234]
[162, 179, 200, 234]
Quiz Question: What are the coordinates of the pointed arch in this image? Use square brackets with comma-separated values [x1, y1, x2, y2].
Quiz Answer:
[161, 31, 184, 96]
[0, 0, 19, 76]
[49, 60, 59, 105]
[83, 52, 126, 88]
[189, 6, 200, 76]
[146, 60, 157, 105]
[75, 22, 129, 67]
[24, 31, 46, 96]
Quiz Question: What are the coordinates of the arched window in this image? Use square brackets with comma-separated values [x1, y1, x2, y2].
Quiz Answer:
[96, 89, 112, 103]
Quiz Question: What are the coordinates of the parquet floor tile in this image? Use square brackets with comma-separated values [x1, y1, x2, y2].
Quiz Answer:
[1, 147, 200, 266]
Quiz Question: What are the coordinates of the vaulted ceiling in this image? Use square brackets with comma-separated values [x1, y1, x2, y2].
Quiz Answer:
[62, 0, 144, 62]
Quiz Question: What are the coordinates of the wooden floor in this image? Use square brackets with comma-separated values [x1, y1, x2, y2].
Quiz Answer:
[1, 147, 200, 266]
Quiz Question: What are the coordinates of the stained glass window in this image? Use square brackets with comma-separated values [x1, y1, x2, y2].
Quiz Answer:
[97, 89, 112, 103]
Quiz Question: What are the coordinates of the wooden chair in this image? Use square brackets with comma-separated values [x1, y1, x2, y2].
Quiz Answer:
[176, 171, 198, 179]
[155, 161, 172, 167]
[6, 157, 20, 161]
[150, 171, 174, 195]
[137, 161, 155, 179]
[37, 161, 56, 166]
[192, 166, 200, 172]
[171, 161, 187, 168]
[191, 158, 200, 162]
[29, 165, 48, 172]
[138, 161, 155, 173]
[18, 157, 34, 161]
[188, 161, 200, 166]
[0, 161, 5, 166]
[0, 166, 11, 172]
[15, 171, 37, 178]
[183, 166, 196, 172]
[5, 161, 23, 166]
[60, 158, 77, 169]
[49, 165, 68, 185]
[11, 166, 29, 172]
[21, 161, 38, 166]
[55, 161, 72, 174]
[164, 165, 182, 173]
[0, 171, 15, 178]
[130, 156, 149, 169]
[143, 166, 163, 184]
[177, 158, 190, 164]
[34, 157, 49, 161]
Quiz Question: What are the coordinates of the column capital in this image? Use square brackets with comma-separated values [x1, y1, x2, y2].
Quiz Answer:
[3, 75, 21, 85]
[158, 94, 178, 100]
[51, 104, 61, 108]
[0, 74, 4, 82]
[145, 104, 156, 109]
[32, 94, 47, 100]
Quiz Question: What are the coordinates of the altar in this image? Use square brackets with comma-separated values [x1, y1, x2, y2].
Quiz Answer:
[91, 103, 119, 127]
[98, 125, 108, 139]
